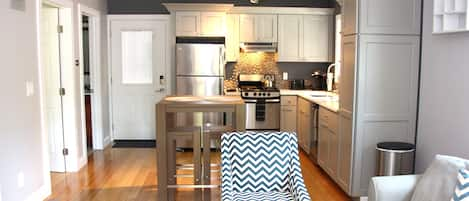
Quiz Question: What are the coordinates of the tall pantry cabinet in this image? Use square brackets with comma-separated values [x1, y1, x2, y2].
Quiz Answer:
[339, 0, 421, 197]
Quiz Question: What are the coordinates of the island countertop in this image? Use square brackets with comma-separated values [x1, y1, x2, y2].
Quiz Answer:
[158, 95, 244, 105]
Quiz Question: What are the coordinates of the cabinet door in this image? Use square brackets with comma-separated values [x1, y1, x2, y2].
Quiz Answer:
[318, 123, 329, 169]
[302, 15, 333, 62]
[338, 113, 353, 193]
[339, 36, 356, 116]
[239, 14, 256, 42]
[200, 12, 226, 36]
[297, 107, 304, 150]
[359, 0, 421, 34]
[328, 129, 339, 178]
[278, 15, 302, 62]
[226, 14, 240, 62]
[176, 12, 200, 36]
[281, 105, 297, 132]
[343, 0, 357, 36]
[256, 15, 278, 42]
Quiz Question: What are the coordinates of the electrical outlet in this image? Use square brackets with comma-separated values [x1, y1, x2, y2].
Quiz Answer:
[10, 0, 26, 11]
[18, 172, 24, 188]
[26, 81, 34, 97]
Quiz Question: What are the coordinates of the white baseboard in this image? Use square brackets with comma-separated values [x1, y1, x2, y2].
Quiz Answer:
[103, 135, 111, 148]
[360, 197, 368, 201]
[25, 184, 50, 201]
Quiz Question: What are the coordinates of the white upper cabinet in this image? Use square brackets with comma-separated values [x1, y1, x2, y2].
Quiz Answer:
[302, 15, 334, 62]
[226, 14, 240, 62]
[278, 15, 302, 61]
[200, 12, 227, 36]
[176, 12, 200, 36]
[239, 14, 278, 43]
[256, 15, 278, 42]
[278, 14, 333, 62]
[343, 0, 358, 36]
[176, 11, 226, 37]
[343, 0, 421, 35]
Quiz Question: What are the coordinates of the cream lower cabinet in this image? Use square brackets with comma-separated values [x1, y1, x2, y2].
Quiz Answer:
[280, 96, 297, 132]
[297, 97, 312, 154]
[317, 107, 339, 179]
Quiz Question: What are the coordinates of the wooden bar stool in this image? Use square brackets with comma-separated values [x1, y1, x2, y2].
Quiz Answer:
[202, 126, 235, 201]
[167, 126, 202, 201]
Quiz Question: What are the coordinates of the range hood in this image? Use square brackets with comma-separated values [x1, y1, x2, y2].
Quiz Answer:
[240, 42, 277, 53]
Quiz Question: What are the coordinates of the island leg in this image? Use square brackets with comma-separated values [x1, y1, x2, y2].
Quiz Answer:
[156, 104, 169, 201]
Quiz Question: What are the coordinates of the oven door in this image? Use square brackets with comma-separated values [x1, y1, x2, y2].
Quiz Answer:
[245, 99, 280, 130]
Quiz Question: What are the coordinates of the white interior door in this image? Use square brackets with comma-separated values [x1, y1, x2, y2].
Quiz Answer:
[41, 5, 66, 172]
[111, 20, 167, 140]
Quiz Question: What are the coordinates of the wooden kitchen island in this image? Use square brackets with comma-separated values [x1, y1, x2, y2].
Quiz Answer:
[156, 96, 245, 201]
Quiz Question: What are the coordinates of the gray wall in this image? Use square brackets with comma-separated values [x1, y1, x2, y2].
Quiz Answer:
[108, 0, 334, 14]
[415, 0, 469, 172]
[0, 1, 46, 200]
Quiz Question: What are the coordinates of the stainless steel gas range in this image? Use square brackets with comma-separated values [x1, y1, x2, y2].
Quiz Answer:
[238, 74, 280, 130]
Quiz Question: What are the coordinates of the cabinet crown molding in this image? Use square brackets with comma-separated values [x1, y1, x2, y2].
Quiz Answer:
[229, 7, 335, 15]
[163, 3, 235, 13]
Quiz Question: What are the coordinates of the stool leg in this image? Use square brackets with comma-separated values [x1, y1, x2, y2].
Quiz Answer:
[167, 137, 176, 201]
[193, 129, 202, 201]
[203, 132, 212, 201]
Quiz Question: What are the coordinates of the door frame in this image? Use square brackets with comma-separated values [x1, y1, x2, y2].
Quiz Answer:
[107, 15, 172, 142]
[36, 0, 74, 193]
[77, 4, 104, 158]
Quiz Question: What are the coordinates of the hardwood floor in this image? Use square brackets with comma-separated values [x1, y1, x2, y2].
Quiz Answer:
[45, 148, 350, 201]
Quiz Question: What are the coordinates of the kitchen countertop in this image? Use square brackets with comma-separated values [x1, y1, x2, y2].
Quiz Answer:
[280, 90, 339, 113]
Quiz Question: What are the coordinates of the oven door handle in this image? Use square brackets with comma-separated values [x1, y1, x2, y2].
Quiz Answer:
[243, 99, 280, 103]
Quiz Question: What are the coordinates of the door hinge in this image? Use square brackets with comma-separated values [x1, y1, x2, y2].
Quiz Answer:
[62, 148, 69, 156]
[59, 88, 66, 96]
[57, 25, 64, 33]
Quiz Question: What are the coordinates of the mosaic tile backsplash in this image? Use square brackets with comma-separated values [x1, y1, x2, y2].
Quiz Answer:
[224, 52, 282, 89]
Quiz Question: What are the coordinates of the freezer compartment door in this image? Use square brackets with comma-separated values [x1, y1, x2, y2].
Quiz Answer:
[176, 44, 225, 76]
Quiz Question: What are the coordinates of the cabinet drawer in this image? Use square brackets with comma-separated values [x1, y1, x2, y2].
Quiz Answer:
[319, 107, 338, 133]
[281, 96, 297, 106]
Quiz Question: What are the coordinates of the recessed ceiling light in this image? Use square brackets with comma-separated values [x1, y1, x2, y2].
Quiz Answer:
[250, 0, 260, 5]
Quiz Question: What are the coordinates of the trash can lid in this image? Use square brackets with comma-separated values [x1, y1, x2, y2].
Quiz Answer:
[377, 142, 415, 151]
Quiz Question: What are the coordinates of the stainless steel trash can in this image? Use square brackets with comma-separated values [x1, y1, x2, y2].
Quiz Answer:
[376, 142, 415, 176]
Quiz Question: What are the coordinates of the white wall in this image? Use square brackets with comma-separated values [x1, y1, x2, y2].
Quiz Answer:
[0, 0, 47, 200]
[0, 0, 108, 200]
[416, 0, 469, 172]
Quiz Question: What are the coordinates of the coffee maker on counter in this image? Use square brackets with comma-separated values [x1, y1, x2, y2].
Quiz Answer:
[311, 71, 327, 91]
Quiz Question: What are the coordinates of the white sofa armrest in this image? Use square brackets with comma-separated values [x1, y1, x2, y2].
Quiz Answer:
[368, 175, 421, 201]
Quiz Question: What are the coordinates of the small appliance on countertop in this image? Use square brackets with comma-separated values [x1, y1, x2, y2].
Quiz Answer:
[290, 79, 305, 90]
[311, 71, 326, 90]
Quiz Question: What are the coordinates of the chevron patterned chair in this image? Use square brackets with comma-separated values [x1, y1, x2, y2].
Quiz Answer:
[221, 131, 311, 201]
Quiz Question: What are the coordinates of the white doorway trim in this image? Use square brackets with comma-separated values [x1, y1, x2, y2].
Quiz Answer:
[107, 15, 172, 142]
[38, 0, 88, 172]
[36, 0, 75, 197]
[77, 4, 104, 167]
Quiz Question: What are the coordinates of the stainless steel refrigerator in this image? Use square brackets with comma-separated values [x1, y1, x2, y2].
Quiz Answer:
[175, 37, 226, 144]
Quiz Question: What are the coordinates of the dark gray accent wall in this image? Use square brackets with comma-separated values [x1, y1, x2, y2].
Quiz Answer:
[108, 0, 335, 14]
[225, 62, 330, 80]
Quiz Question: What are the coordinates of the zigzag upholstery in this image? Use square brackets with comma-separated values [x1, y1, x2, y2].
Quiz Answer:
[221, 131, 311, 201]
[451, 169, 469, 201]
